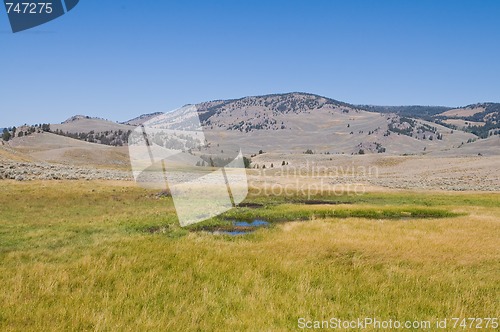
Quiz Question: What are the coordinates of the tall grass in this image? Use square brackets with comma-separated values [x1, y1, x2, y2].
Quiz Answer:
[0, 181, 498, 331]
[212, 204, 462, 223]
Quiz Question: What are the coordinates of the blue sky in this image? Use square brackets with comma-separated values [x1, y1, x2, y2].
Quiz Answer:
[1, 0, 499, 127]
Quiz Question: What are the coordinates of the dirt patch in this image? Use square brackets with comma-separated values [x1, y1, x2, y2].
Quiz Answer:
[237, 202, 264, 208]
[146, 225, 171, 234]
[155, 190, 172, 198]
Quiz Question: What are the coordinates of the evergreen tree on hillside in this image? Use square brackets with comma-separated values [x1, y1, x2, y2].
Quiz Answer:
[2, 129, 11, 141]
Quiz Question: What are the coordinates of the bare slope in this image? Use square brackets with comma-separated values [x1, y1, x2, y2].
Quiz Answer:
[122, 112, 163, 126]
[7, 132, 130, 168]
[0, 144, 33, 162]
[52, 116, 134, 134]
[439, 105, 486, 118]
[7, 93, 494, 158]
[165, 93, 478, 155]
[429, 134, 500, 157]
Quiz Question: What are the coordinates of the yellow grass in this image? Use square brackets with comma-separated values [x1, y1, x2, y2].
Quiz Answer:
[0, 181, 498, 331]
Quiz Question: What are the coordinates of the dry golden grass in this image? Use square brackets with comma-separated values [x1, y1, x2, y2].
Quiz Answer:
[0, 146, 32, 162]
[0, 181, 498, 331]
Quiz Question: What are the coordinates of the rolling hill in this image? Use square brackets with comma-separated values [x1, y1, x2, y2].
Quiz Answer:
[434, 103, 499, 138]
[151, 93, 486, 155]
[1, 93, 499, 163]
[52, 115, 134, 134]
[6, 132, 130, 168]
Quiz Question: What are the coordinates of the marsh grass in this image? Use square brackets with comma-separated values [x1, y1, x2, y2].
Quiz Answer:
[245, 189, 500, 208]
[0, 181, 499, 331]
[216, 204, 461, 222]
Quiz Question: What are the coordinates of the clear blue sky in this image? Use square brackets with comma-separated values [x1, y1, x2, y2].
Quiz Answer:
[1, 0, 499, 127]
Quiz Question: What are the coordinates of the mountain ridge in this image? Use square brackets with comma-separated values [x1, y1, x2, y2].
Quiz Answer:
[2, 92, 499, 155]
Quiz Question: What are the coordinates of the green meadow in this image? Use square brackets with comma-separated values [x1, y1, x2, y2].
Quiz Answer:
[0, 181, 499, 331]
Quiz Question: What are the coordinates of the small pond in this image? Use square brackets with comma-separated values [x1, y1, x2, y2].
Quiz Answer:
[211, 219, 270, 236]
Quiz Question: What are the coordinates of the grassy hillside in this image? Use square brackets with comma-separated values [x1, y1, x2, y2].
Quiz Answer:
[0, 181, 498, 330]
[3, 93, 495, 156]
[6, 132, 130, 168]
[0, 145, 33, 162]
[361, 105, 452, 120]
[52, 117, 134, 134]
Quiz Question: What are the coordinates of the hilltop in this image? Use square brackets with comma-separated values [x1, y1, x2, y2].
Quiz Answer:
[122, 112, 163, 126]
[178, 92, 492, 155]
[1, 92, 499, 157]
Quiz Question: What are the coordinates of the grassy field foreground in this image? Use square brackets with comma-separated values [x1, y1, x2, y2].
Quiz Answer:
[0, 181, 499, 331]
